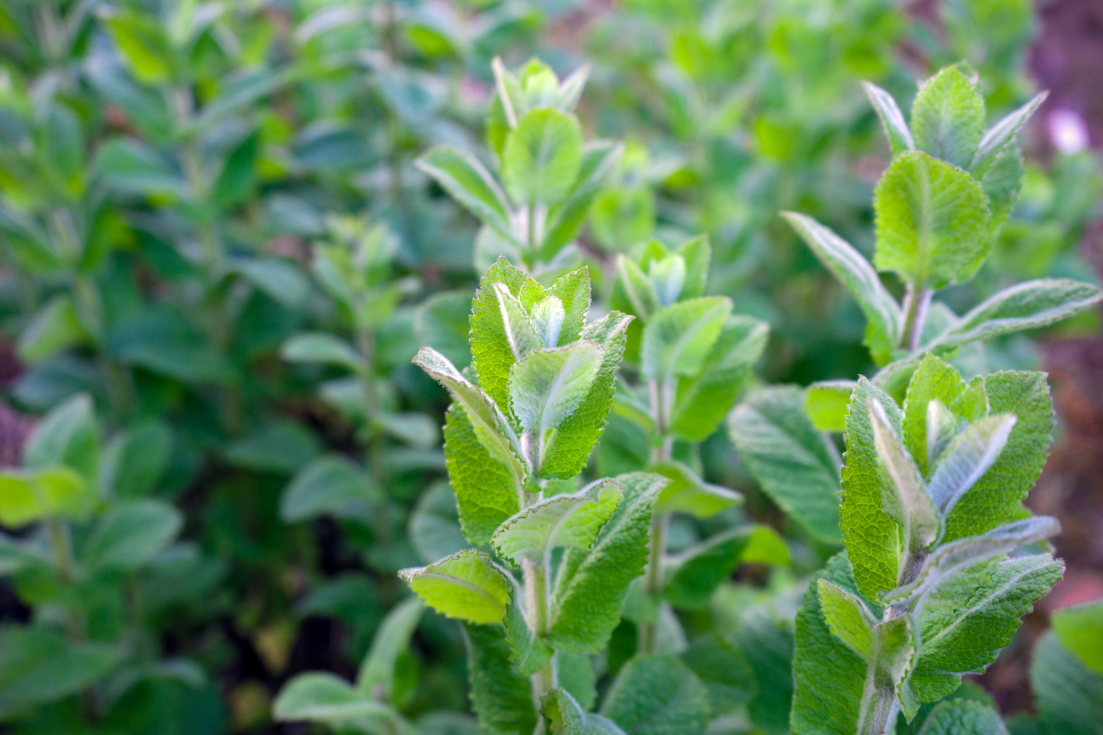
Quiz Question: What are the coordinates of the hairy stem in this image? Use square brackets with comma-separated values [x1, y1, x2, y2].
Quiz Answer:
[524, 556, 556, 733]
[899, 283, 932, 351]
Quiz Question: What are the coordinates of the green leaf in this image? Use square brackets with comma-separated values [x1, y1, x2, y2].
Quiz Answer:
[17, 296, 88, 364]
[557, 650, 597, 711]
[1052, 601, 1103, 675]
[83, 500, 182, 572]
[971, 92, 1047, 176]
[663, 526, 786, 609]
[942, 371, 1053, 542]
[538, 311, 633, 479]
[862, 81, 915, 155]
[917, 700, 1008, 735]
[641, 297, 731, 385]
[1031, 631, 1103, 735]
[235, 258, 311, 310]
[399, 550, 512, 625]
[548, 472, 664, 653]
[223, 422, 322, 474]
[926, 414, 1017, 518]
[681, 633, 757, 712]
[281, 332, 364, 372]
[24, 394, 100, 482]
[902, 353, 966, 476]
[614, 255, 661, 321]
[409, 483, 468, 564]
[543, 688, 626, 735]
[509, 342, 602, 472]
[0, 627, 124, 714]
[874, 151, 991, 291]
[416, 290, 473, 370]
[541, 141, 623, 257]
[840, 378, 906, 600]
[905, 554, 1063, 708]
[600, 654, 710, 735]
[806, 381, 856, 433]
[108, 308, 233, 384]
[817, 580, 875, 659]
[95, 138, 184, 199]
[668, 315, 768, 442]
[504, 583, 553, 677]
[980, 145, 1025, 223]
[356, 597, 424, 702]
[464, 622, 538, 735]
[492, 479, 622, 565]
[212, 131, 259, 209]
[925, 279, 1103, 354]
[444, 403, 523, 546]
[273, 673, 393, 726]
[416, 147, 515, 242]
[281, 456, 377, 522]
[782, 212, 900, 362]
[0, 468, 88, 528]
[503, 107, 583, 207]
[910, 66, 985, 169]
[883, 516, 1060, 610]
[728, 386, 842, 543]
[867, 398, 940, 550]
[103, 12, 173, 84]
[648, 459, 742, 519]
[104, 420, 172, 497]
[414, 347, 526, 483]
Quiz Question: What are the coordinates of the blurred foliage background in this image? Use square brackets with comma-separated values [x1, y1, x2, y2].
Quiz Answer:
[0, 0, 1101, 732]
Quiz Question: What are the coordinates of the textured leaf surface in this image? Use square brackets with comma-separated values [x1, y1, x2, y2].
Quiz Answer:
[464, 623, 538, 735]
[399, 550, 511, 625]
[416, 146, 515, 240]
[818, 580, 875, 659]
[640, 297, 731, 383]
[503, 107, 583, 207]
[548, 472, 663, 653]
[272, 673, 392, 725]
[443, 404, 522, 545]
[492, 479, 622, 565]
[863, 81, 915, 155]
[868, 399, 939, 550]
[649, 459, 742, 519]
[543, 689, 626, 735]
[902, 354, 966, 476]
[1030, 631, 1103, 735]
[783, 212, 900, 362]
[668, 315, 768, 441]
[917, 700, 1008, 735]
[926, 414, 1016, 517]
[874, 152, 990, 291]
[927, 279, 1103, 353]
[729, 386, 842, 543]
[541, 141, 622, 256]
[841, 378, 905, 599]
[971, 92, 1047, 176]
[910, 66, 985, 169]
[600, 655, 710, 735]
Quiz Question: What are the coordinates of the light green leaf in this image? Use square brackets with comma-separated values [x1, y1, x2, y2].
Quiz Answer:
[641, 297, 731, 384]
[416, 147, 515, 241]
[980, 145, 1025, 223]
[17, 296, 88, 364]
[504, 580, 553, 677]
[971, 92, 1047, 176]
[1031, 631, 1103, 735]
[818, 580, 875, 659]
[416, 290, 473, 370]
[103, 12, 173, 84]
[883, 516, 1060, 610]
[532, 295, 567, 348]
[83, 500, 182, 572]
[0, 627, 124, 714]
[491, 57, 527, 128]
[902, 353, 966, 476]
[925, 279, 1103, 354]
[668, 315, 768, 442]
[841, 378, 906, 600]
[538, 311, 633, 479]
[543, 688, 626, 735]
[281, 332, 365, 372]
[663, 525, 786, 609]
[863, 81, 915, 155]
[548, 472, 664, 653]
[281, 456, 377, 522]
[926, 414, 1016, 517]
[649, 459, 742, 519]
[491, 282, 542, 360]
[273, 672, 393, 725]
[409, 483, 468, 564]
[541, 141, 622, 257]
[867, 399, 940, 550]
[223, 421, 321, 474]
[910, 66, 985, 169]
[806, 380, 856, 433]
[917, 700, 1008, 735]
[782, 212, 900, 362]
[414, 347, 526, 483]
[399, 550, 512, 625]
[503, 108, 583, 207]
[24, 393, 99, 481]
[465, 622, 538, 735]
[357, 597, 424, 702]
[492, 479, 622, 565]
[0, 469, 89, 527]
[614, 255, 661, 321]
[104, 420, 172, 497]
[905, 554, 1063, 709]
[874, 151, 991, 291]
[601, 655, 710, 735]
[728, 386, 842, 543]
[1052, 601, 1103, 675]
[547, 267, 592, 347]
[235, 258, 311, 309]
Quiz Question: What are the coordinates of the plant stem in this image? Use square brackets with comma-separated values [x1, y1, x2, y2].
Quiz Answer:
[899, 283, 932, 351]
[46, 517, 83, 640]
[639, 419, 672, 655]
[855, 677, 900, 735]
[523, 555, 556, 732]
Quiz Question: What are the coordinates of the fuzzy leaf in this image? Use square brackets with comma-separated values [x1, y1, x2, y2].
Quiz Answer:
[532, 296, 566, 349]
[416, 147, 515, 242]
[664, 526, 787, 609]
[971, 92, 1047, 176]
[868, 399, 940, 550]
[806, 380, 857, 433]
[492, 479, 623, 565]
[728, 386, 842, 543]
[356, 597, 424, 702]
[272, 673, 393, 726]
[649, 459, 742, 519]
[640, 297, 731, 384]
[541, 142, 622, 257]
[841, 378, 906, 599]
[902, 354, 967, 476]
[874, 151, 991, 291]
[548, 473, 664, 653]
[600, 655, 710, 735]
[863, 81, 915, 155]
[926, 414, 1017, 518]
[443, 404, 522, 545]
[668, 315, 768, 442]
[543, 689, 626, 735]
[504, 575, 553, 676]
[910, 66, 985, 169]
[399, 550, 512, 625]
[503, 108, 583, 207]
[917, 700, 1008, 735]
[925, 279, 1103, 354]
[614, 255, 661, 321]
[818, 580, 875, 659]
[538, 311, 632, 479]
[783, 212, 900, 362]
[464, 622, 538, 735]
